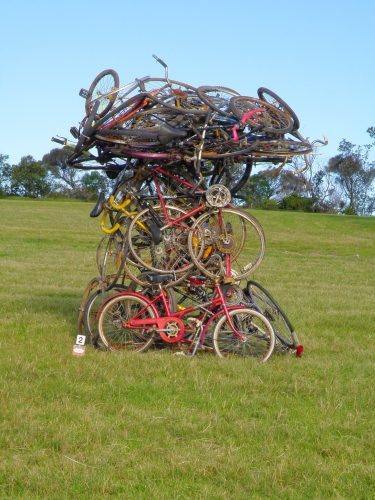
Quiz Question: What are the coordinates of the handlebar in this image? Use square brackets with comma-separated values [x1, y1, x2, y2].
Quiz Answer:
[152, 54, 168, 81]
[311, 136, 328, 147]
[152, 54, 167, 69]
[51, 136, 66, 145]
[100, 209, 121, 234]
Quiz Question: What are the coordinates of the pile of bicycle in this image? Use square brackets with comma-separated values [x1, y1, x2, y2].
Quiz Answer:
[54, 55, 324, 175]
[52, 55, 324, 360]
[74, 161, 303, 361]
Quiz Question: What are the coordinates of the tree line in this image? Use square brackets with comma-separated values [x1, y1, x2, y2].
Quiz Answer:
[1, 130, 374, 215]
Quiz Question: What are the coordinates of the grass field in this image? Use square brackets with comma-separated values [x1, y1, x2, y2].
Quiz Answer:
[0, 199, 374, 498]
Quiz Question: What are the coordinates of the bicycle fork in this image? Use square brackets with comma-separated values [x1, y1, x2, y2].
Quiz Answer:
[215, 284, 246, 342]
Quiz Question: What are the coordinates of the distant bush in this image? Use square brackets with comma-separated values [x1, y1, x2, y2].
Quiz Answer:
[343, 206, 357, 215]
[262, 199, 279, 210]
[278, 193, 315, 212]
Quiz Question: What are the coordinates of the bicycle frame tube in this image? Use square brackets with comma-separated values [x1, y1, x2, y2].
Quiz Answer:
[103, 96, 151, 129]
[153, 166, 204, 194]
[151, 173, 205, 228]
[95, 291, 159, 321]
[98, 286, 247, 348]
[215, 284, 246, 340]
[92, 76, 149, 104]
[174, 284, 247, 343]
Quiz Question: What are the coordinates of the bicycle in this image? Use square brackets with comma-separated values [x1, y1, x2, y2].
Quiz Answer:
[243, 280, 304, 356]
[96, 272, 276, 361]
[125, 180, 265, 281]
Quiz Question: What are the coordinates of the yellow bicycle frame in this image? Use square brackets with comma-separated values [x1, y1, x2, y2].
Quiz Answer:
[100, 194, 148, 234]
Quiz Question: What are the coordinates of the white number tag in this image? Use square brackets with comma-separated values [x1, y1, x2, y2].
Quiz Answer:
[76, 335, 86, 346]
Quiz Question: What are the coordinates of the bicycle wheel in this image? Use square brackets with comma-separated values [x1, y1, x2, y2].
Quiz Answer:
[229, 96, 293, 135]
[257, 87, 300, 131]
[83, 284, 129, 346]
[98, 294, 156, 352]
[252, 139, 312, 157]
[188, 208, 265, 281]
[74, 99, 100, 153]
[96, 230, 128, 288]
[77, 277, 101, 336]
[139, 77, 207, 115]
[200, 143, 257, 160]
[196, 86, 240, 117]
[85, 69, 120, 118]
[244, 280, 300, 351]
[208, 160, 252, 196]
[128, 204, 195, 276]
[213, 308, 275, 361]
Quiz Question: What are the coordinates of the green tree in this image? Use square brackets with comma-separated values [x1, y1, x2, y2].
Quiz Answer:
[240, 171, 278, 208]
[0, 154, 11, 195]
[42, 147, 81, 195]
[278, 193, 315, 211]
[8, 156, 51, 198]
[327, 139, 375, 215]
[81, 171, 111, 200]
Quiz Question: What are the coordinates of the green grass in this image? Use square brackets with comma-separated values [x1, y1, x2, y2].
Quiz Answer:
[0, 199, 374, 498]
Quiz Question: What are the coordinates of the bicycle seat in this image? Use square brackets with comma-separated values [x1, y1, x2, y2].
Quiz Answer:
[157, 124, 187, 145]
[90, 191, 106, 217]
[146, 272, 175, 284]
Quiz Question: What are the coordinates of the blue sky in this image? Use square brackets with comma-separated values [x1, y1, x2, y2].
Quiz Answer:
[1, 0, 374, 167]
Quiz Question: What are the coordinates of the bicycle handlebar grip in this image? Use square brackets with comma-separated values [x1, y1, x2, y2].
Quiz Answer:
[51, 137, 66, 145]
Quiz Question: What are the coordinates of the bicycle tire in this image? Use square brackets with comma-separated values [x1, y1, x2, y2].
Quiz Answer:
[127, 204, 195, 277]
[77, 277, 101, 336]
[96, 230, 128, 288]
[97, 293, 156, 352]
[128, 274, 178, 312]
[85, 69, 120, 118]
[257, 87, 300, 131]
[92, 92, 152, 131]
[244, 280, 300, 350]
[138, 77, 207, 115]
[74, 100, 100, 153]
[252, 139, 312, 157]
[229, 96, 293, 135]
[187, 208, 265, 281]
[196, 86, 240, 117]
[83, 284, 129, 347]
[208, 160, 252, 196]
[213, 308, 275, 361]
[200, 144, 258, 160]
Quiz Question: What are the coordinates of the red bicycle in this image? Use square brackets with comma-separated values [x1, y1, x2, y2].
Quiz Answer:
[96, 273, 275, 361]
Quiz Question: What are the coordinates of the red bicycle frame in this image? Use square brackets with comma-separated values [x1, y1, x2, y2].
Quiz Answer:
[97, 282, 247, 354]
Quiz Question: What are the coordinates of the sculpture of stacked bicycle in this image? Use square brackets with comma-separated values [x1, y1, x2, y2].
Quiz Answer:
[54, 55, 322, 361]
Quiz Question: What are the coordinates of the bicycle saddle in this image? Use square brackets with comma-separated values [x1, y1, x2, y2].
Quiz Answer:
[157, 124, 187, 145]
[146, 272, 175, 284]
